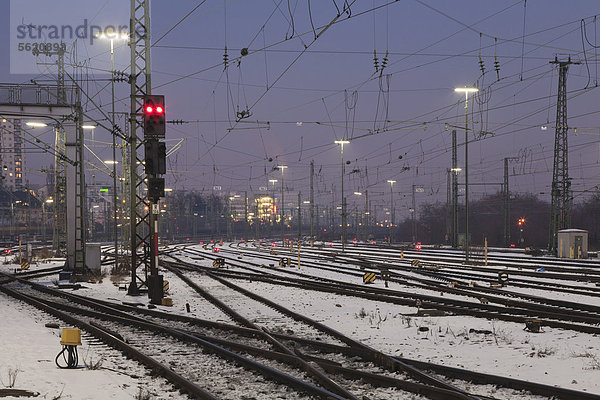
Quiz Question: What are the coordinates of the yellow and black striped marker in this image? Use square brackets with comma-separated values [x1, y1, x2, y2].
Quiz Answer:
[20, 262, 29, 270]
[411, 259, 420, 267]
[279, 258, 291, 267]
[163, 280, 170, 293]
[363, 272, 376, 284]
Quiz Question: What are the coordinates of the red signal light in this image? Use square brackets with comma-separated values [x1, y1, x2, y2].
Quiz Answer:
[143, 95, 166, 137]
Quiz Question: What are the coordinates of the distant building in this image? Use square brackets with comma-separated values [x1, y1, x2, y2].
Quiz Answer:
[0, 118, 25, 191]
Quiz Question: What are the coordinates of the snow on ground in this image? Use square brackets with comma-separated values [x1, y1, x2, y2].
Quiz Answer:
[226, 277, 600, 394]
[2, 244, 600, 398]
[215, 243, 600, 394]
[0, 290, 183, 400]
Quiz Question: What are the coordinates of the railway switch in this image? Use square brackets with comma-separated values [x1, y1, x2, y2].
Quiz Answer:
[55, 328, 81, 369]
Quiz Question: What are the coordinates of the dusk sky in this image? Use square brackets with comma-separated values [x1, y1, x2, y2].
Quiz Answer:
[2, 1, 600, 219]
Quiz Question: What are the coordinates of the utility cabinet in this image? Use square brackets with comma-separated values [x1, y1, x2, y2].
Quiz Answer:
[557, 229, 588, 259]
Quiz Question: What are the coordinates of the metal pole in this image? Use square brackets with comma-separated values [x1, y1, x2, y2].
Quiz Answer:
[390, 185, 393, 244]
[464, 94, 470, 264]
[280, 170, 285, 245]
[244, 191, 248, 240]
[227, 195, 232, 241]
[452, 130, 458, 248]
[341, 145, 346, 250]
[446, 169, 451, 244]
[504, 157, 509, 247]
[42, 202, 46, 243]
[364, 190, 369, 241]
[297, 192, 302, 240]
[389, 183, 394, 245]
[310, 161, 314, 241]
[411, 184, 416, 244]
[110, 39, 119, 273]
[315, 204, 319, 240]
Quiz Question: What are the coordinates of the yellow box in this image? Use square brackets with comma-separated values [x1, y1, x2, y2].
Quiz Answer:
[60, 328, 81, 346]
[161, 297, 173, 307]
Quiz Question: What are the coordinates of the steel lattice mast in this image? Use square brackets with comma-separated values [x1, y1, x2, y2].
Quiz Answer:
[128, 0, 152, 295]
[548, 57, 579, 254]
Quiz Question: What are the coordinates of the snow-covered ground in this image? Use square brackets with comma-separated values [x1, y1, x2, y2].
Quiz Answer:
[1, 244, 600, 398]
[0, 291, 181, 399]
[198, 243, 600, 394]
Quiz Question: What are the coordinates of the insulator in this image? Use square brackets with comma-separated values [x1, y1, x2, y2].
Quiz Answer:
[478, 53, 485, 75]
[223, 47, 229, 70]
[381, 50, 388, 72]
[373, 50, 379, 73]
[494, 55, 500, 81]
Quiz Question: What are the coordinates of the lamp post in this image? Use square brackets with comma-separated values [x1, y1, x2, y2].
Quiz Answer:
[42, 198, 54, 244]
[455, 87, 478, 264]
[269, 179, 278, 227]
[353, 192, 362, 241]
[91, 204, 100, 241]
[193, 212, 198, 239]
[277, 166, 287, 245]
[387, 180, 396, 245]
[335, 140, 350, 250]
[97, 31, 128, 271]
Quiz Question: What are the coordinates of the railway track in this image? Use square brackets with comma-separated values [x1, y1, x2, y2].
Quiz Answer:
[4, 245, 599, 399]
[161, 259, 488, 399]
[1, 271, 500, 400]
[180, 244, 600, 333]
[162, 248, 600, 399]
[0, 275, 356, 399]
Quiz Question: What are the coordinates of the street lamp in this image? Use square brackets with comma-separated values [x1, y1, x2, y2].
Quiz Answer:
[387, 180, 396, 245]
[454, 87, 478, 264]
[25, 121, 47, 128]
[335, 140, 350, 250]
[97, 30, 128, 274]
[269, 179, 278, 226]
[277, 166, 288, 245]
